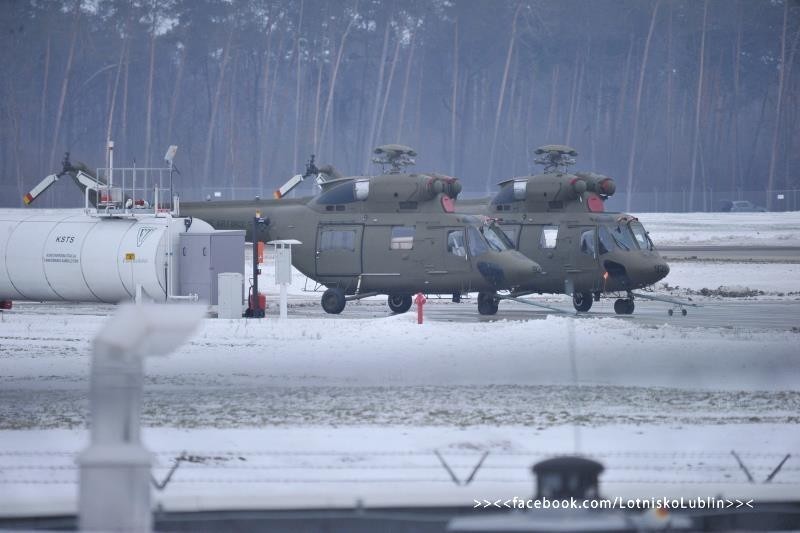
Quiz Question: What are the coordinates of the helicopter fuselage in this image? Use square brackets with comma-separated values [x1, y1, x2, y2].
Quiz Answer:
[458, 170, 671, 312]
[182, 174, 539, 308]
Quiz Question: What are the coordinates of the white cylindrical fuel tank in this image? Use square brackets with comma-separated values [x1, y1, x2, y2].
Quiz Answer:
[0, 209, 213, 303]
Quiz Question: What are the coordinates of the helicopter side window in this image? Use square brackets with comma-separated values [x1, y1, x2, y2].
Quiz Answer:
[467, 226, 490, 257]
[539, 225, 558, 249]
[490, 184, 516, 206]
[609, 223, 636, 251]
[629, 222, 653, 250]
[320, 229, 356, 252]
[598, 225, 615, 254]
[580, 229, 596, 257]
[447, 229, 467, 257]
[390, 226, 415, 250]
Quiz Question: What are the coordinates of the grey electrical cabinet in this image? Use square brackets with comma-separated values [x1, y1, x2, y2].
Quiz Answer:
[178, 230, 245, 304]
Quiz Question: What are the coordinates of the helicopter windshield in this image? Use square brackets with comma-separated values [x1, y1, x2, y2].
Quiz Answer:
[480, 223, 513, 252]
[629, 221, 654, 250]
[608, 222, 636, 251]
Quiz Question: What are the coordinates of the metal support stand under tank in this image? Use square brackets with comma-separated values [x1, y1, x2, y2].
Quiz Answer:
[77, 304, 204, 533]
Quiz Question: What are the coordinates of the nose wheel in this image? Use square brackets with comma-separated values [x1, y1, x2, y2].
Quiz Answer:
[477, 292, 499, 315]
[614, 298, 635, 315]
[668, 307, 688, 316]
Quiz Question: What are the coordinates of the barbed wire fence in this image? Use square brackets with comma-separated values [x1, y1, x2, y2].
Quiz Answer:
[1, 449, 795, 489]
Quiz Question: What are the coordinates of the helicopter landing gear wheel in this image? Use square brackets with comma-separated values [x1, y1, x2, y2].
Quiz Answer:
[387, 294, 412, 314]
[572, 291, 593, 312]
[477, 292, 499, 315]
[321, 287, 346, 314]
[614, 298, 634, 315]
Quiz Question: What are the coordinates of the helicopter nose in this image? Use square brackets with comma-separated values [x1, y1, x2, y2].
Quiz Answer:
[477, 252, 541, 289]
[652, 261, 670, 283]
[634, 259, 670, 286]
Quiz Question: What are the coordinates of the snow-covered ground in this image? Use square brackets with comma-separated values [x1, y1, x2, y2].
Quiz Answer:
[659, 261, 800, 297]
[1, 211, 799, 516]
[635, 211, 800, 247]
[1, 424, 797, 516]
[2, 305, 798, 513]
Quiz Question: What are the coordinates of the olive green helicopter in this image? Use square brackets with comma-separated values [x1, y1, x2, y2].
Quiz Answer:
[459, 145, 695, 316]
[181, 145, 541, 315]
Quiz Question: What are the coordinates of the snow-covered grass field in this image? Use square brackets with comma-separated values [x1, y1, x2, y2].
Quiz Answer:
[1, 211, 799, 515]
[636, 211, 800, 247]
[659, 261, 800, 297]
[2, 424, 797, 516]
[4, 330, 793, 517]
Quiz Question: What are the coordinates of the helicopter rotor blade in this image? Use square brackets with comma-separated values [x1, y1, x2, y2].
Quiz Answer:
[22, 173, 61, 205]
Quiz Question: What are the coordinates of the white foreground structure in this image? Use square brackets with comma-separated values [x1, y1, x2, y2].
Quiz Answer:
[77, 304, 204, 532]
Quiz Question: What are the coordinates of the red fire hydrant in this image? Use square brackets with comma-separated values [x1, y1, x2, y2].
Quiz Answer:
[414, 293, 426, 324]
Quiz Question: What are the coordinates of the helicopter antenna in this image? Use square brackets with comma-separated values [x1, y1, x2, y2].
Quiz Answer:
[371, 144, 417, 174]
[533, 145, 578, 174]
[305, 154, 319, 178]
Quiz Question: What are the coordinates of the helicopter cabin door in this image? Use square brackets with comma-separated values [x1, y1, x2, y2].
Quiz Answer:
[315, 224, 363, 277]
[568, 225, 600, 289]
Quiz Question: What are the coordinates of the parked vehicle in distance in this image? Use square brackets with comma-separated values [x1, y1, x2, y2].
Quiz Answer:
[719, 199, 767, 212]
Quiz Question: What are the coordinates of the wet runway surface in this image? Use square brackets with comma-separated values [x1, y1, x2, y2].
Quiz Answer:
[7, 295, 800, 331]
[279, 296, 800, 331]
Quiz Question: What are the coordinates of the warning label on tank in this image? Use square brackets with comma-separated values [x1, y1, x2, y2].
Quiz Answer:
[44, 253, 78, 264]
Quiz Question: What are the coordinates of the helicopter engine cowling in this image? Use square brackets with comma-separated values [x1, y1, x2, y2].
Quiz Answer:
[570, 177, 587, 195]
[423, 174, 462, 200]
[575, 172, 616, 198]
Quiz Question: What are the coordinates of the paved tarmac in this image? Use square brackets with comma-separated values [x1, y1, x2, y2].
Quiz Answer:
[9, 295, 799, 331]
[659, 245, 800, 262]
[283, 296, 800, 331]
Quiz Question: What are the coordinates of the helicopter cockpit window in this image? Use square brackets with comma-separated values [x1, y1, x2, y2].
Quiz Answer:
[539, 225, 559, 249]
[320, 229, 356, 252]
[480, 224, 511, 252]
[580, 229, 596, 257]
[609, 223, 636, 251]
[629, 222, 653, 250]
[467, 226, 490, 257]
[315, 182, 357, 205]
[598, 225, 615, 254]
[390, 226, 415, 250]
[447, 229, 467, 257]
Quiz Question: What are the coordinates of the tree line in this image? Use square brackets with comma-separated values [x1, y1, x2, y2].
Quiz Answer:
[0, 0, 797, 210]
